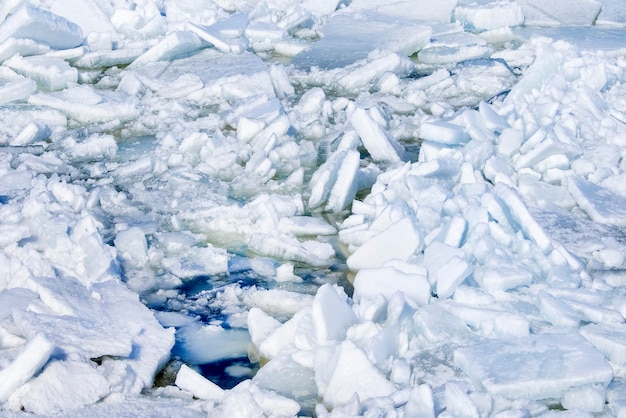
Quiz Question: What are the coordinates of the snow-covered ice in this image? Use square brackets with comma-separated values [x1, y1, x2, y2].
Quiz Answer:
[2, 0, 626, 416]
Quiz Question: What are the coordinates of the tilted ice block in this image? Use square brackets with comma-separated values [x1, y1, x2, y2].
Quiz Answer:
[452, 1, 524, 32]
[253, 353, 317, 410]
[0, 6, 83, 50]
[454, 333, 613, 400]
[246, 307, 281, 350]
[478, 101, 510, 133]
[4, 55, 77, 91]
[505, 42, 564, 105]
[336, 51, 414, 92]
[568, 176, 626, 227]
[326, 149, 360, 213]
[318, 340, 396, 408]
[309, 150, 348, 209]
[420, 121, 470, 145]
[186, 22, 243, 54]
[0, 333, 54, 402]
[19, 360, 110, 415]
[258, 308, 310, 360]
[0, 76, 36, 105]
[175, 364, 224, 401]
[434, 255, 473, 299]
[129, 31, 205, 68]
[347, 216, 423, 271]
[312, 284, 357, 345]
[492, 183, 552, 253]
[353, 264, 431, 306]
[350, 107, 404, 163]
[581, 323, 626, 366]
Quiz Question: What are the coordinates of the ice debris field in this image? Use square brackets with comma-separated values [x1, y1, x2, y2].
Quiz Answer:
[3, 0, 626, 417]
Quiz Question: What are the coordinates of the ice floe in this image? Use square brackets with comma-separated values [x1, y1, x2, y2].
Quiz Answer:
[1, 0, 626, 416]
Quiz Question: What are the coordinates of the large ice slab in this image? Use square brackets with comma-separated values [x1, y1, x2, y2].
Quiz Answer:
[292, 11, 431, 70]
[520, 0, 602, 26]
[454, 333, 613, 400]
[0, 6, 83, 50]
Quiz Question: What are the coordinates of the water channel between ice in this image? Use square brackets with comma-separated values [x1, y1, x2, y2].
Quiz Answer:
[113, 133, 354, 391]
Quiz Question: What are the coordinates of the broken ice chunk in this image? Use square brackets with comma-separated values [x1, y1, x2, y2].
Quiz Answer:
[493, 184, 552, 253]
[346, 216, 423, 271]
[580, 323, 626, 366]
[568, 176, 626, 227]
[19, 360, 110, 415]
[312, 284, 357, 345]
[0, 38, 49, 62]
[420, 121, 470, 145]
[0, 74, 36, 105]
[350, 107, 405, 163]
[317, 340, 396, 408]
[452, 1, 524, 32]
[0, 6, 83, 50]
[353, 263, 431, 306]
[175, 364, 224, 401]
[0, 333, 54, 402]
[129, 31, 205, 68]
[454, 333, 613, 400]
[326, 149, 360, 213]
[4, 55, 77, 91]
[186, 22, 246, 54]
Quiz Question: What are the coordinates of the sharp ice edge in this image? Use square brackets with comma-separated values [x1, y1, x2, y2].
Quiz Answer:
[1, 0, 626, 417]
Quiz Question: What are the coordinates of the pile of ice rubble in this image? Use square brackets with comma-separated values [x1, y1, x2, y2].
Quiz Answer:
[2, 0, 626, 416]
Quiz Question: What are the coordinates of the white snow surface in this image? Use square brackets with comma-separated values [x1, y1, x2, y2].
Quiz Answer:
[1, 0, 626, 417]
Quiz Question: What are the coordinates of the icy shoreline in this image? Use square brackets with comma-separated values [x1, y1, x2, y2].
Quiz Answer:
[2, 0, 626, 417]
